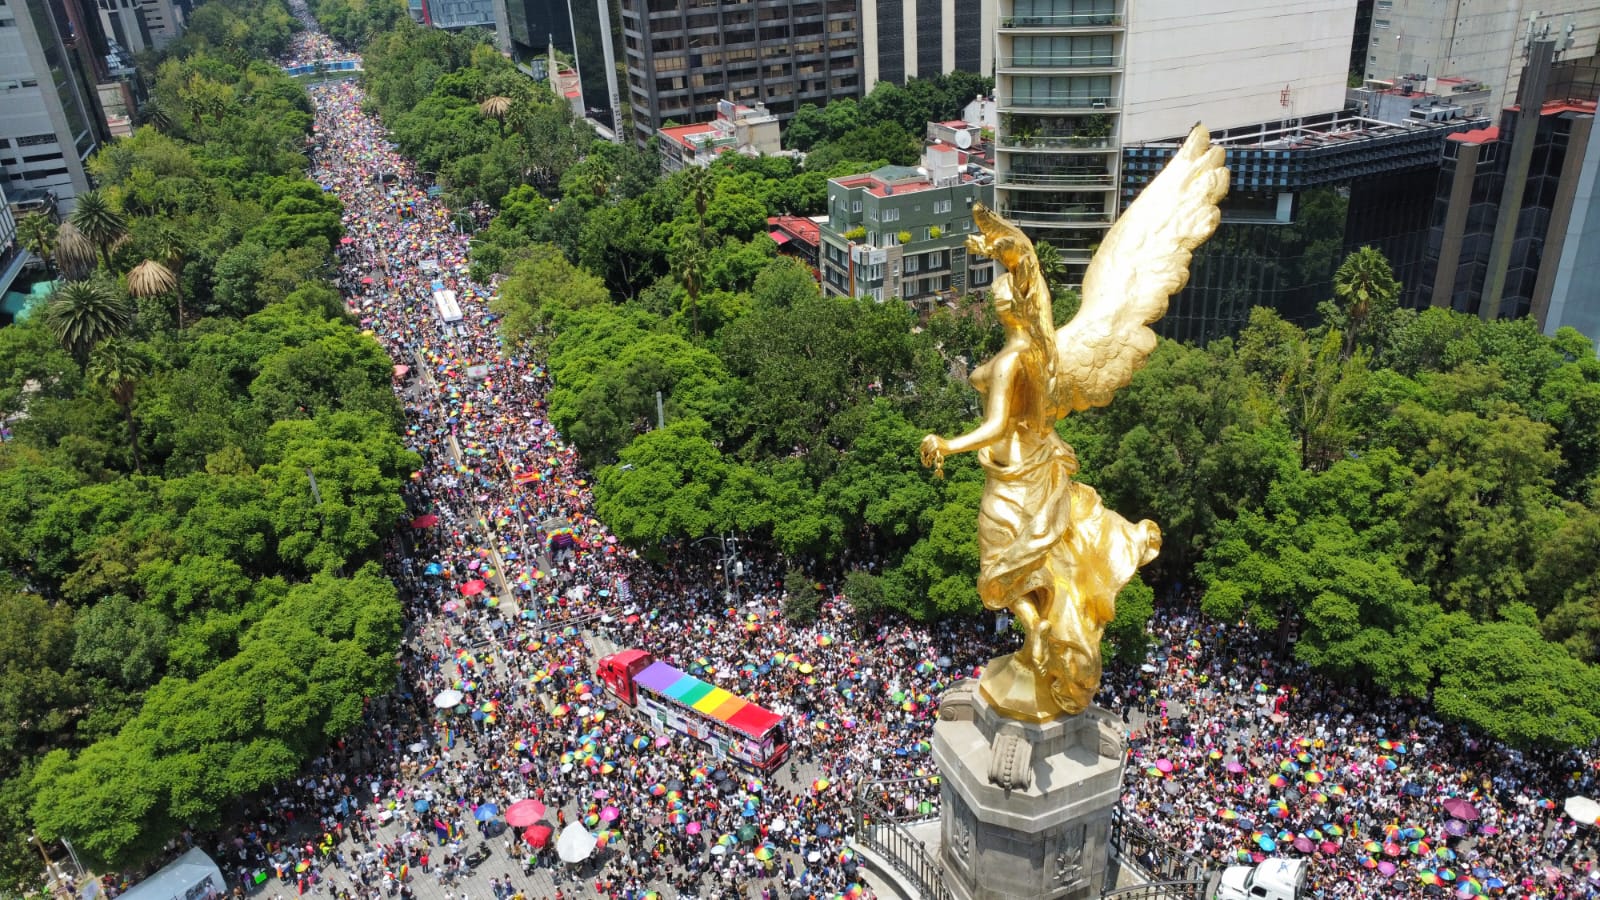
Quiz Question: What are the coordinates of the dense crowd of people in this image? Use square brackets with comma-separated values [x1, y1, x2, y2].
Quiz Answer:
[100, 20, 1600, 900]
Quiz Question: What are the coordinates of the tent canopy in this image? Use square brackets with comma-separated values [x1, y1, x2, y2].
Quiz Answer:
[114, 849, 225, 900]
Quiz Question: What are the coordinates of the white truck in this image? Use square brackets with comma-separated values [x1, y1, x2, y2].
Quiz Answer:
[1215, 858, 1309, 900]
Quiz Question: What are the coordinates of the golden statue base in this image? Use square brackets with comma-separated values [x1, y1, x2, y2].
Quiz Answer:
[979, 653, 1077, 723]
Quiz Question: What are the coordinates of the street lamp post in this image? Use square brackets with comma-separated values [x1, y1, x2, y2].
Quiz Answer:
[694, 533, 742, 604]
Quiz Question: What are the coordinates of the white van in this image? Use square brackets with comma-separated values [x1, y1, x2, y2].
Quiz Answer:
[1215, 858, 1309, 900]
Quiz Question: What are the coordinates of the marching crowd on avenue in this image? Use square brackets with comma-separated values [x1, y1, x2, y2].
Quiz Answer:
[101, 23, 1600, 900]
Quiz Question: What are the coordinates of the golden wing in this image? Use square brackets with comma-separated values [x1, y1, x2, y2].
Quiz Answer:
[1052, 124, 1229, 414]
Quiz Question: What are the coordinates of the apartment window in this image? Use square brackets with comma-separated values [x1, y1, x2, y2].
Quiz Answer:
[1375, 0, 1391, 7]
[1373, 18, 1389, 28]
[1371, 37, 1380, 46]
[882, 208, 900, 222]
[0, 16, 14, 25]
[1369, 55, 1377, 63]
[933, 199, 951, 214]
[852, 200, 862, 213]
[928, 250, 943, 267]
[905, 255, 919, 273]
[20, 78, 36, 86]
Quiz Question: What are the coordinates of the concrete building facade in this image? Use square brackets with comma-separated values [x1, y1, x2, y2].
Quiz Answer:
[993, 0, 1356, 277]
[1419, 47, 1600, 333]
[656, 99, 782, 171]
[1, 0, 113, 213]
[619, 0, 862, 145]
[504, 0, 622, 130]
[818, 144, 995, 309]
[1362, 0, 1600, 114]
[861, 0, 996, 86]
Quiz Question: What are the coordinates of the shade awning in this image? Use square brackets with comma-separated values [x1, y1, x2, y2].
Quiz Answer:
[767, 230, 791, 245]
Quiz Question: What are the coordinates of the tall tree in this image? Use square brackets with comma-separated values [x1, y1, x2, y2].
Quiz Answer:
[42, 280, 133, 365]
[86, 339, 150, 473]
[15, 213, 59, 277]
[68, 190, 129, 270]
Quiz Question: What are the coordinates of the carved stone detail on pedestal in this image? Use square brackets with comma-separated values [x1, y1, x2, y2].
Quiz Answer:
[934, 680, 1127, 900]
[1054, 824, 1086, 888]
[988, 724, 1035, 790]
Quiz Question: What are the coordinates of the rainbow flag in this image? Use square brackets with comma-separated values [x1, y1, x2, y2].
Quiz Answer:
[514, 471, 540, 484]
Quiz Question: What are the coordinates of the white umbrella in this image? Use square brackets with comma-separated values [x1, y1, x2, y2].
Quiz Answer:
[770, 817, 787, 833]
[556, 822, 598, 863]
[433, 689, 464, 709]
[1566, 796, 1600, 824]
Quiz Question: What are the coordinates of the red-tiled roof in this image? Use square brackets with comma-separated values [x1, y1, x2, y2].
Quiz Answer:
[766, 215, 821, 246]
[658, 122, 719, 149]
[1448, 126, 1500, 144]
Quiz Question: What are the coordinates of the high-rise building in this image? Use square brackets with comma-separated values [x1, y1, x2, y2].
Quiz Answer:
[619, 0, 863, 145]
[95, 0, 151, 53]
[1, 0, 114, 213]
[861, 0, 996, 85]
[504, 0, 622, 129]
[1419, 44, 1600, 334]
[1361, 0, 1600, 113]
[993, 0, 1355, 278]
[136, 0, 183, 48]
[1122, 109, 1484, 343]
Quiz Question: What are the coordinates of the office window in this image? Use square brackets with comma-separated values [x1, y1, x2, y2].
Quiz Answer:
[1373, 18, 1389, 28]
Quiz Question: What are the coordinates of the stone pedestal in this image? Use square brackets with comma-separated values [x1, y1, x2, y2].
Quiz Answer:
[932, 674, 1127, 900]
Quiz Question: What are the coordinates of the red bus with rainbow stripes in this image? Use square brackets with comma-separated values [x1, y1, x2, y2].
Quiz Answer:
[596, 649, 790, 772]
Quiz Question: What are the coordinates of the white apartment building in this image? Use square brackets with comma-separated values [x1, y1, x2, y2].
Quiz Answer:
[993, 0, 1355, 272]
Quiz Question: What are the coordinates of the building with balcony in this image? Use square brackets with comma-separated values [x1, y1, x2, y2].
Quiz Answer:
[619, 0, 863, 145]
[861, 0, 996, 85]
[818, 143, 995, 309]
[656, 99, 782, 171]
[0, 181, 23, 303]
[1, 0, 115, 214]
[767, 214, 822, 270]
[993, 0, 1355, 280]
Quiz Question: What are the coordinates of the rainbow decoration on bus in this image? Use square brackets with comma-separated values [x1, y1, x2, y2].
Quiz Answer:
[632, 661, 782, 739]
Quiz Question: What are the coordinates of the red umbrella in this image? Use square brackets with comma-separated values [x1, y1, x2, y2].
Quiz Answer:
[505, 799, 547, 828]
[524, 824, 553, 848]
[410, 514, 439, 528]
[361, 276, 375, 285]
[340, 236, 355, 245]
[461, 580, 487, 596]
[1442, 798, 1480, 821]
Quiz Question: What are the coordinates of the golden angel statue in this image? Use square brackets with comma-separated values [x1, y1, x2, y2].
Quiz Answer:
[920, 124, 1229, 721]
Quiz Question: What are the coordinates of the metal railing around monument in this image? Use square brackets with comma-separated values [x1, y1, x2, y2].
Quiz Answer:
[1108, 808, 1212, 885]
[853, 777, 954, 900]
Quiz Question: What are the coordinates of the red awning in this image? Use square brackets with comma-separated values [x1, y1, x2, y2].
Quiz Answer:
[726, 704, 783, 739]
[767, 230, 791, 245]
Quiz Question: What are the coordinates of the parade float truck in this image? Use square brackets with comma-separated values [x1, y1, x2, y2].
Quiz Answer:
[597, 649, 790, 772]
[1215, 857, 1309, 900]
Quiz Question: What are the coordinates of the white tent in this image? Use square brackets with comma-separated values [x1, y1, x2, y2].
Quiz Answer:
[555, 822, 598, 863]
[113, 849, 224, 900]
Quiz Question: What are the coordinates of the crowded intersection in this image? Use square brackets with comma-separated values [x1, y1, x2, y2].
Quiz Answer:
[142, 21, 1600, 900]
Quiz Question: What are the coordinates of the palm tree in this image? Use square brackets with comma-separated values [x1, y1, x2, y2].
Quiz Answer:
[15, 213, 59, 277]
[54, 222, 97, 280]
[479, 95, 512, 135]
[43, 279, 134, 365]
[127, 258, 178, 327]
[140, 96, 175, 135]
[146, 226, 189, 327]
[69, 190, 129, 270]
[86, 339, 149, 474]
[1331, 246, 1401, 358]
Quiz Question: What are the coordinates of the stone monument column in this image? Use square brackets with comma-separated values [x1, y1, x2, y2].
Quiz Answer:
[933, 680, 1127, 900]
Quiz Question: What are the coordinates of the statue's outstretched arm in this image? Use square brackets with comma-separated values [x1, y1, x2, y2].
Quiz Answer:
[921, 355, 1017, 469]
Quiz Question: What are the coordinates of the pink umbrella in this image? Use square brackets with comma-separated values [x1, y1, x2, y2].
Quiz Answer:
[461, 580, 487, 596]
[1155, 759, 1174, 773]
[1378, 861, 1397, 877]
[505, 799, 547, 828]
[1225, 762, 1246, 774]
[600, 806, 621, 822]
[1319, 841, 1339, 855]
[1293, 837, 1314, 853]
[410, 514, 439, 528]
